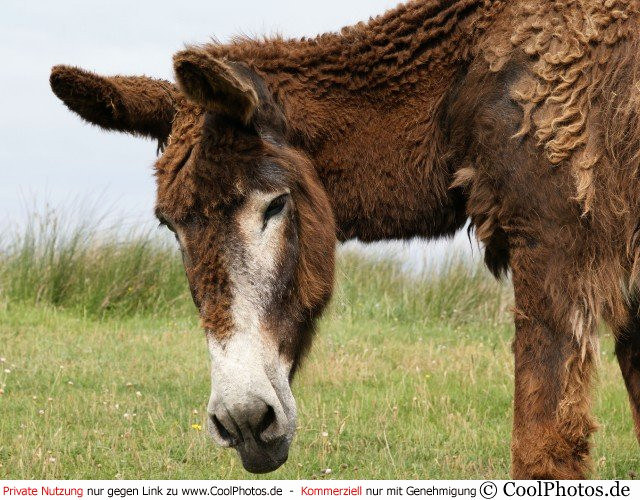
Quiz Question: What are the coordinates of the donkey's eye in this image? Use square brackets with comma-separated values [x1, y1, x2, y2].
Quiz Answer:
[157, 217, 176, 234]
[264, 194, 288, 222]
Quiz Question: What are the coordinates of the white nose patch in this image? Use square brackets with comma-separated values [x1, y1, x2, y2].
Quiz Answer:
[207, 329, 295, 446]
[207, 190, 296, 442]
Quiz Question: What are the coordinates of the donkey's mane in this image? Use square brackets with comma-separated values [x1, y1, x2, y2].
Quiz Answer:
[205, 0, 505, 92]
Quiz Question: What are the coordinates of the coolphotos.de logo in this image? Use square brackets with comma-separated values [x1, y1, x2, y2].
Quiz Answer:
[503, 481, 631, 498]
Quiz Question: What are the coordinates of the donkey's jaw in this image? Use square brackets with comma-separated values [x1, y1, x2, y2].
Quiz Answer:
[206, 329, 296, 473]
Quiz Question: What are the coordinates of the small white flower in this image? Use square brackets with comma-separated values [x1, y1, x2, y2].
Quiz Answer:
[0, 357, 6, 363]
[48, 457, 56, 463]
[321, 431, 329, 437]
[3, 369, 11, 374]
[135, 391, 142, 397]
[38, 410, 45, 415]
[67, 381, 74, 385]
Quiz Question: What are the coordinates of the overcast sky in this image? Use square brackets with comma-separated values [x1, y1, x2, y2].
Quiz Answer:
[1, 0, 474, 265]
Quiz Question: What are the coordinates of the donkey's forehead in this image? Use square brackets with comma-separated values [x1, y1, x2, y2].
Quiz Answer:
[154, 114, 293, 219]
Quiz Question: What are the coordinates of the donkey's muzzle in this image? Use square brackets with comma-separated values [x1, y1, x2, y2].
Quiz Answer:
[207, 395, 294, 473]
[205, 326, 297, 473]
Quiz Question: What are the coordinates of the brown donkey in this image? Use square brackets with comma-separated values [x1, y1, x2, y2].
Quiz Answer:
[50, 0, 640, 478]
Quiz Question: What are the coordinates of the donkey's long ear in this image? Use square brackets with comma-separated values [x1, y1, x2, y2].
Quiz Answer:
[173, 48, 258, 125]
[50, 65, 178, 143]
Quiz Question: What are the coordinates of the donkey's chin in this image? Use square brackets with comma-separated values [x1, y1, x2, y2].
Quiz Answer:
[235, 436, 292, 474]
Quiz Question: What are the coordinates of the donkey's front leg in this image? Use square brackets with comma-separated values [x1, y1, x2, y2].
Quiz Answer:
[615, 305, 640, 442]
[510, 252, 598, 479]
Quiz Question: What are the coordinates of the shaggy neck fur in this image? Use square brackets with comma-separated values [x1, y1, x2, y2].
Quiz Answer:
[205, 0, 506, 241]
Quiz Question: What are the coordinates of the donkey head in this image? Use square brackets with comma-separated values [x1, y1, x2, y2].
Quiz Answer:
[50, 48, 336, 473]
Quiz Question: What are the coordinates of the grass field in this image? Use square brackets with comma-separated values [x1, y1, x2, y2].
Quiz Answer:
[1, 214, 639, 479]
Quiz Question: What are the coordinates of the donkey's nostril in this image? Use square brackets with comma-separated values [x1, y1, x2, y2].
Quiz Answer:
[258, 405, 276, 434]
[211, 414, 237, 446]
[256, 405, 281, 443]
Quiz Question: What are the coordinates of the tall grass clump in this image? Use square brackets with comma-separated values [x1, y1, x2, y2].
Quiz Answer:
[0, 207, 193, 317]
